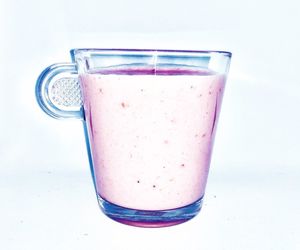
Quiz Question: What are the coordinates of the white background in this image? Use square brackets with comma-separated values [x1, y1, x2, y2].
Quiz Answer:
[0, 0, 299, 249]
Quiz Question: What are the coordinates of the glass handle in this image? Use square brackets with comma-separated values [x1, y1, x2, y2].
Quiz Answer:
[35, 63, 84, 120]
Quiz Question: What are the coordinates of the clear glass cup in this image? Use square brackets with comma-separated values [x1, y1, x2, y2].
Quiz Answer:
[36, 49, 231, 227]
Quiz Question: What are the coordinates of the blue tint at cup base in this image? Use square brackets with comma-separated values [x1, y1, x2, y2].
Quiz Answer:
[97, 195, 203, 228]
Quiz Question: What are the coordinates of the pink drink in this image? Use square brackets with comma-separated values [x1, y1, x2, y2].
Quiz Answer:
[80, 68, 226, 211]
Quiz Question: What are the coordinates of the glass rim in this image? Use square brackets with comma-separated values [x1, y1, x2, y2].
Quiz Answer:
[70, 48, 232, 57]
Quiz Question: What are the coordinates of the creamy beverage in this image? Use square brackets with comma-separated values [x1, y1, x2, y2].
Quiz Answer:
[80, 68, 225, 211]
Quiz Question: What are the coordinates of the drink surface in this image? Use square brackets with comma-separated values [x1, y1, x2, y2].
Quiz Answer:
[80, 67, 226, 210]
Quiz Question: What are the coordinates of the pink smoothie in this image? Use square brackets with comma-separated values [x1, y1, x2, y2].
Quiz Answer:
[80, 68, 226, 211]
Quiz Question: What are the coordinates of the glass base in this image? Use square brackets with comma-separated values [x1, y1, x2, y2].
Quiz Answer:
[97, 195, 203, 228]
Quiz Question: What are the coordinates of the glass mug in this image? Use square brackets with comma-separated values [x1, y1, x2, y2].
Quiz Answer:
[36, 49, 231, 227]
